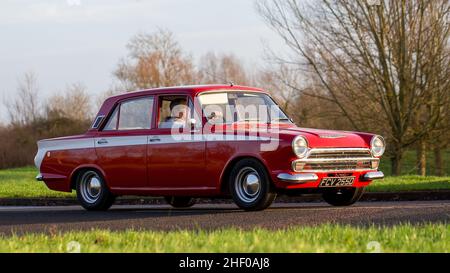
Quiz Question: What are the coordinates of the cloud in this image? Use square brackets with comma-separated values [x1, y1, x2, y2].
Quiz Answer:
[0, 0, 161, 25]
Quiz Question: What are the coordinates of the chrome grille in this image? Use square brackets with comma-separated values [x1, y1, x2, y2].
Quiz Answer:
[293, 148, 378, 172]
[308, 149, 372, 159]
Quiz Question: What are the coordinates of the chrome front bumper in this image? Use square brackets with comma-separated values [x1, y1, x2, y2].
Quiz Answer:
[362, 171, 384, 180]
[277, 171, 384, 184]
[277, 173, 318, 183]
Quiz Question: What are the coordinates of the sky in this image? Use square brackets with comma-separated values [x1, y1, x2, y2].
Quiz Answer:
[0, 0, 286, 121]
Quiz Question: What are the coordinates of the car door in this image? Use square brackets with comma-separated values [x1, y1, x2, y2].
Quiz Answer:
[146, 94, 209, 191]
[95, 96, 154, 189]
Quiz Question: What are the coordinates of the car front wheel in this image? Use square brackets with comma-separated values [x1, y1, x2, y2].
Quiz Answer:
[322, 187, 365, 206]
[229, 158, 276, 211]
[76, 170, 115, 211]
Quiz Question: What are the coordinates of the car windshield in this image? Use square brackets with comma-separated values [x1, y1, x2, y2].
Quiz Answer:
[198, 92, 291, 124]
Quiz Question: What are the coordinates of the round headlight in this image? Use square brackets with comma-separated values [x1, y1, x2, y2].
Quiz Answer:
[371, 135, 386, 157]
[292, 136, 309, 158]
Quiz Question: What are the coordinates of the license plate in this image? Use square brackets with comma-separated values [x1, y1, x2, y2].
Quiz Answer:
[319, 176, 355, 187]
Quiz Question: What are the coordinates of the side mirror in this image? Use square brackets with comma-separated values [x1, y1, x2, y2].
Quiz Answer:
[189, 118, 197, 130]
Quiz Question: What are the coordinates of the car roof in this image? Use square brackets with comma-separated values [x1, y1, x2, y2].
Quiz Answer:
[92, 85, 268, 129]
[107, 84, 266, 101]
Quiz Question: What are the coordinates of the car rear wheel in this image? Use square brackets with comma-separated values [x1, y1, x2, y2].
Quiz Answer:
[322, 187, 365, 206]
[164, 197, 196, 208]
[229, 158, 276, 211]
[76, 170, 115, 211]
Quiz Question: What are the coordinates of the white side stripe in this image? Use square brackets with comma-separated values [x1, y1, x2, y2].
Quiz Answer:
[95, 136, 148, 148]
[35, 134, 278, 169]
[34, 138, 95, 169]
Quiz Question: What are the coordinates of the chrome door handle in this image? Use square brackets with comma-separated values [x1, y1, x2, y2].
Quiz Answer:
[97, 139, 108, 145]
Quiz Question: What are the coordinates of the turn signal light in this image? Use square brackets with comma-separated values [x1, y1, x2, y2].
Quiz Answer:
[293, 162, 305, 172]
[371, 160, 379, 169]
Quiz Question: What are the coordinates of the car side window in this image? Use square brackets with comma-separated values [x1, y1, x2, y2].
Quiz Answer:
[198, 93, 231, 124]
[158, 95, 193, 129]
[103, 107, 118, 131]
[119, 97, 154, 130]
[103, 97, 154, 131]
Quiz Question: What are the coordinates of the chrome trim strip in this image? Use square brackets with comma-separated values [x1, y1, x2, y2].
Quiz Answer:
[306, 148, 371, 157]
[363, 171, 384, 180]
[277, 173, 318, 183]
[298, 168, 375, 173]
[308, 148, 371, 152]
[295, 157, 379, 163]
[36, 174, 43, 181]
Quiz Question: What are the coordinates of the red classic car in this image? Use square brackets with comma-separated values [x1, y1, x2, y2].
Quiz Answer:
[35, 84, 385, 211]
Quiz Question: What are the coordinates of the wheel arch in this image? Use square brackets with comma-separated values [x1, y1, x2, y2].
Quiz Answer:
[70, 164, 108, 190]
[219, 155, 273, 195]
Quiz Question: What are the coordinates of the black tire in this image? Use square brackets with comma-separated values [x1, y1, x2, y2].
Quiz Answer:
[229, 158, 276, 211]
[164, 197, 196, 208]
[76, 170, 115, 211]
[322, 187, 365, 206]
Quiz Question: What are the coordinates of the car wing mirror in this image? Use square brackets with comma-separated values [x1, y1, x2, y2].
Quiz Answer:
[189, 118, 198, 131]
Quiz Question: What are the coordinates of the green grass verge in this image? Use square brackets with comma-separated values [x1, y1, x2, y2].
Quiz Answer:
[366, 175, 450, 192]
[0, 166, 74, 198]
[1, 224, 448, 253]
[0, 167, 449, 198]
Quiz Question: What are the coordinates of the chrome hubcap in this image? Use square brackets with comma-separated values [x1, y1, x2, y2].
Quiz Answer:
[235, 167, 261, 203]
[80, 171, 102, 204]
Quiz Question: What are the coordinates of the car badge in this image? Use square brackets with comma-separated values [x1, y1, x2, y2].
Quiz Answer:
[319, 134, 346, 139]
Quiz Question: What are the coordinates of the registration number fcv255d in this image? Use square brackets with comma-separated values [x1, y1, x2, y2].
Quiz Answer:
[319, 176, 355, 187]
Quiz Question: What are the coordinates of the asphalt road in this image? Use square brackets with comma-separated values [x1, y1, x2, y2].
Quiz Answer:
[0, 201, 448, 235]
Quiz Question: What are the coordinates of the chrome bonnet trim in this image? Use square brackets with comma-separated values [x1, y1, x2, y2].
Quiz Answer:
[306, 148, 371, 153]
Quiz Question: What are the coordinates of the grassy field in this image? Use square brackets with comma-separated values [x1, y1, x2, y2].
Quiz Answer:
[0, 224, 447, 253]
[379, 149, 449, 176]
[0, 167, 74, 198]
[366, 175, 450, 192]
[0, 166, 449, 198]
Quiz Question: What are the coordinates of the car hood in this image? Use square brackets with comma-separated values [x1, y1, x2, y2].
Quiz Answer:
[276, 126, 373, 148]
[222, 122, 374, 148]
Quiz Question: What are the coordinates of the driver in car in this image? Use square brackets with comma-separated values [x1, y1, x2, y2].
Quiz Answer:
[160, 98, 189, 129]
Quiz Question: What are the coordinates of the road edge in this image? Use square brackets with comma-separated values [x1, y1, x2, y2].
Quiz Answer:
[0, 190, 449, 206]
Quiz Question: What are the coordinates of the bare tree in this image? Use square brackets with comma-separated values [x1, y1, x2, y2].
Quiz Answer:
[257, 64, 306, 112]
[258, 64, 355, 130]
[47, 83, 92, 121]
[4, 71, 41, 125]
[428, 87, 450, 176]
[198, 52, 250, 85]
[114, 29, 197, 89]
[257, 0, 450, 175]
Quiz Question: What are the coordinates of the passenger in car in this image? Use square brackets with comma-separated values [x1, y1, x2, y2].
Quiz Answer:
[159, 98, 188, 129]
